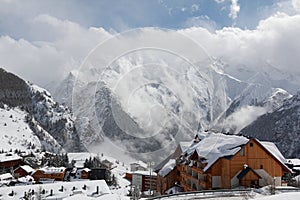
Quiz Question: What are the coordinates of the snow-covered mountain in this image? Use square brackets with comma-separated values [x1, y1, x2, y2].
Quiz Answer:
[49, 50, 293, 162]
[241, 92, 300, 158]
[0, 68, 85, 153]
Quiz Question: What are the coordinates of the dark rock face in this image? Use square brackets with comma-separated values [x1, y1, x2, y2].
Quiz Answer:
[0, 68, 32, 111]
[0, 68, 85, 152]
[241, 93, 300, 158]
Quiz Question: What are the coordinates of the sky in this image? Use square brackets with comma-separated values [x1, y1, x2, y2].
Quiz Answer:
[0, 0, 300, 86]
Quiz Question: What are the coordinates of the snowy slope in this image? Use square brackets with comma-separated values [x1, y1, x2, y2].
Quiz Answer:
[0, 105, 41, 152]
[0, 68, 84, 153]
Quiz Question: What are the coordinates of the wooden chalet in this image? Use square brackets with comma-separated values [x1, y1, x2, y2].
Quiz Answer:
[156, 142, 190, 194]
[14, 165, 34, 178]
[32, 167, 66, 182]
[0, 153, 22, 173]
[157, 132, 291, 193]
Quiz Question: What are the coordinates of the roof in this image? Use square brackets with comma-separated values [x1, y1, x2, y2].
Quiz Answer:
[130, 170, 157, 176]
[237, 167, 261, 180]
[154, 154, 173, 173]
[18, 165, 34, 173]
[0, 173, 13, 180]
[0, 154, 22, 162]
[82, 168, 91, 172]
[39, 167, 66, 174]
[18, 175, 34, 183]
[182, 132, 290, 173]
[255, 139, 291, 172]
[154, 141, 193, 173]
[184, 132, 249, 172]
[179, 142, 192, 153]
[74, 160, 85, 168]
[131, 160, 148, 169]
[158, 159, 176, 177]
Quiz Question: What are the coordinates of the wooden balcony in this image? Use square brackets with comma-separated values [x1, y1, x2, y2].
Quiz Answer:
[198, 180, 207, 188]
[192, 166, 203, 174]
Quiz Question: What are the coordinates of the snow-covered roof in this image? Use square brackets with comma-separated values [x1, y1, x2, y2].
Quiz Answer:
[179, 142, 192, 153]
[0, 154, 22, 162]
[0, 173, 13, 180]
[39, 167, 66, 174]
[131, 170, 157, 176]
[82, 168, 91, 172]
[131, 160, 148, 169]
[18, 175, 34, 183]
[18, 165, 34, 173]
[158, 159, 176, 177]
[74, 160, 85, 168]
[184, 132, 249, 172]
[258, 140, 290, 171]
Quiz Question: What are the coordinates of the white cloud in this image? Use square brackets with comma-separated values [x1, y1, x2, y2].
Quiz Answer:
[0, 2, 300, 93]
[222, 106, 267, 134]
[215, 0, 226, 3]
[185, 16, 217, 32]
[292, 0, 300, 12]
[0, 14, 111, 86]
[183, 13, 300, 82]
[229, 0, 240, 20]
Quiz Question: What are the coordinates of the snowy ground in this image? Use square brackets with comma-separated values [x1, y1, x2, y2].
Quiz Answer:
[0, 152, 132, 199]
[68, 152, 131, 199]
[0, 106, 41, 151]
[0, 180, 110, 199]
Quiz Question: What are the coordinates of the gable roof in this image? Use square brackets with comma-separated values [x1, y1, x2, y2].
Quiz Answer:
[253, 139, 291, 172]
[131, 160, 148, 169]
[158, 159, 176, 177]
[182, 132, 290, 173]
[0, 154, 22, 162]
[0, 173, 13, 180]
[237, 167, 261, 180]
[154, 141, 190, 173]
[38, 167, 66, 174]
[183, 132, 249, 172]
[17, 165, 34, 173]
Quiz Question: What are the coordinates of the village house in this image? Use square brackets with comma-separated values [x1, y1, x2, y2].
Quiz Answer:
[0, 153, 22, 173]
[130, 170, 157, 192]
[155, 142, 190, 194]
[156, 132, 291, 194]
[101, 159, 113, 169]
[32, 167, 66, 182]
[0, 173, 13, 184]
[14, 165, 34, 178]
[75, 168, 90, 179]
[130, 161, 148, 172]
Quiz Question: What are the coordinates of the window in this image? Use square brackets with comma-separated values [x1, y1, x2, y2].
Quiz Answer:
[240, 147, 245, 156]
[260, 165, 263, 169]
[250, 143, 254, 147]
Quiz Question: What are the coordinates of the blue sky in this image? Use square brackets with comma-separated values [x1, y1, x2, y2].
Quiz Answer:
[0, 0, 286, 39]
[0, 0, 300, 86]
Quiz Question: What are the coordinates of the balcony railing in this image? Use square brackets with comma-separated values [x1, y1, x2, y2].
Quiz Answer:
[191, 166, 203, 174]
